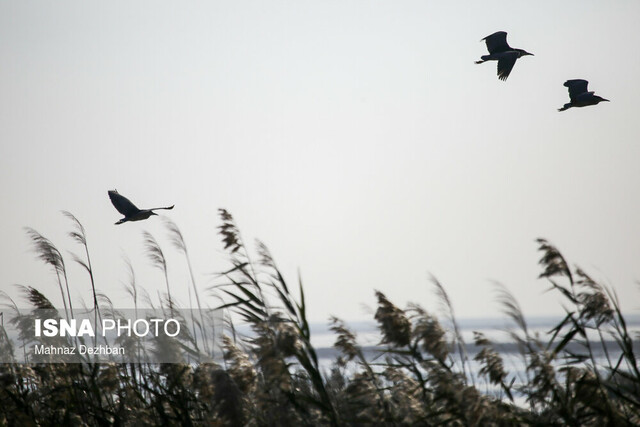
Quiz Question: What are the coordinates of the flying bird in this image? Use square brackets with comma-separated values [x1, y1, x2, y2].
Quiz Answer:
[558, 79, 609, 112]
[475, 31, 533, 81]
[108, 190, 174, 225]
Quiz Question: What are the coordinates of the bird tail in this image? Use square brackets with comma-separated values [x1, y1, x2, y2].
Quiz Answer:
[557, 104, 571, 112]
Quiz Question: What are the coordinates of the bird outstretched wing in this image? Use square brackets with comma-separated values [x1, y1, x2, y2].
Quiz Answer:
[483, 31, 510, 54]
[497, 54, 517, 81]
[108, 190, 140, 216]
[564, 80, 589, 101]
[149, 205, 175, 211]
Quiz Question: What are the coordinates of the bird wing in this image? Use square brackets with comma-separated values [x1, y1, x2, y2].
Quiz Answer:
[483, 31, 510, 54]
[108, 190, 140, 216]
[564, 79, 589, 101]
[497, 54, 517, 81]
[149, 205, 175, 211]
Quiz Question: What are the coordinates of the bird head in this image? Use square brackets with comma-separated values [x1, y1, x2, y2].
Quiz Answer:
[518, 49, 534, 57]
[594, 96, 610, 104]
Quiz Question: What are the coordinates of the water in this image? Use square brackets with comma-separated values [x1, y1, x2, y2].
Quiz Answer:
[307, 315, 640, 387]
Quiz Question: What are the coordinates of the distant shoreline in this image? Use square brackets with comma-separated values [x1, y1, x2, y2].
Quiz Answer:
[312, 339, 640, 360]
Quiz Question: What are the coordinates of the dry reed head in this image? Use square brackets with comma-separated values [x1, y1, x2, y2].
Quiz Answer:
[473, 332, 507, 386]
[383, 366, 426, 423]
[249, 319, 294, 393]
[526, 350, 557, 405]
[62, 211, 87, 246]
[142, 231, 167, 272]
[410, 304, 449, 361]
[218, 209, 243, 254]
[193, 362, 218, 399]
[275, 320, 301, 357]
[330, 317, 359, 363]
[495, 283, 529, 338]
[343, 372, 386, 422]
[21, 286, 56, 311]
[536, 238, 573, 283]
[574, 268, 614, 325]
[223, 335, 257, 394]
[374, 291, 411, 347]
[24, 228, 66, 275]
[162, 217, 188, 254]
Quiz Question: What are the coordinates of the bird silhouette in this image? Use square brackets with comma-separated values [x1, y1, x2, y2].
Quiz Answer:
[108, 190, 174, 225]
[475, 31, 533, 81]
[558, 79, 609, 112]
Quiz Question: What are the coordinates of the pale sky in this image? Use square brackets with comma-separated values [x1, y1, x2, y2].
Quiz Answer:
[2, 1, 640, 323]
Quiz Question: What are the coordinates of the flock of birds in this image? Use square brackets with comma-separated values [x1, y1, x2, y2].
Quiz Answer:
[475, 31, 609, 111]
[108, 31, 610, 225]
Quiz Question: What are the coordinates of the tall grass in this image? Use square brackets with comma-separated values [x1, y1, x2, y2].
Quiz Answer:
[0, 212, 638, 425]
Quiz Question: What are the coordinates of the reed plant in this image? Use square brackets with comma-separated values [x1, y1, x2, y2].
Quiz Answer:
[0, 212, 638, 425]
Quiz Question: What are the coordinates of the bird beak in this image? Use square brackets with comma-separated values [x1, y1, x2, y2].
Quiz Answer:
[603, 98, 610, 102]
[527, 52, 534, 56]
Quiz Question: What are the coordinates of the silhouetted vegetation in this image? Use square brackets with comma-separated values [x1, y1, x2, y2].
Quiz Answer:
[1, 210, 638, 425]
